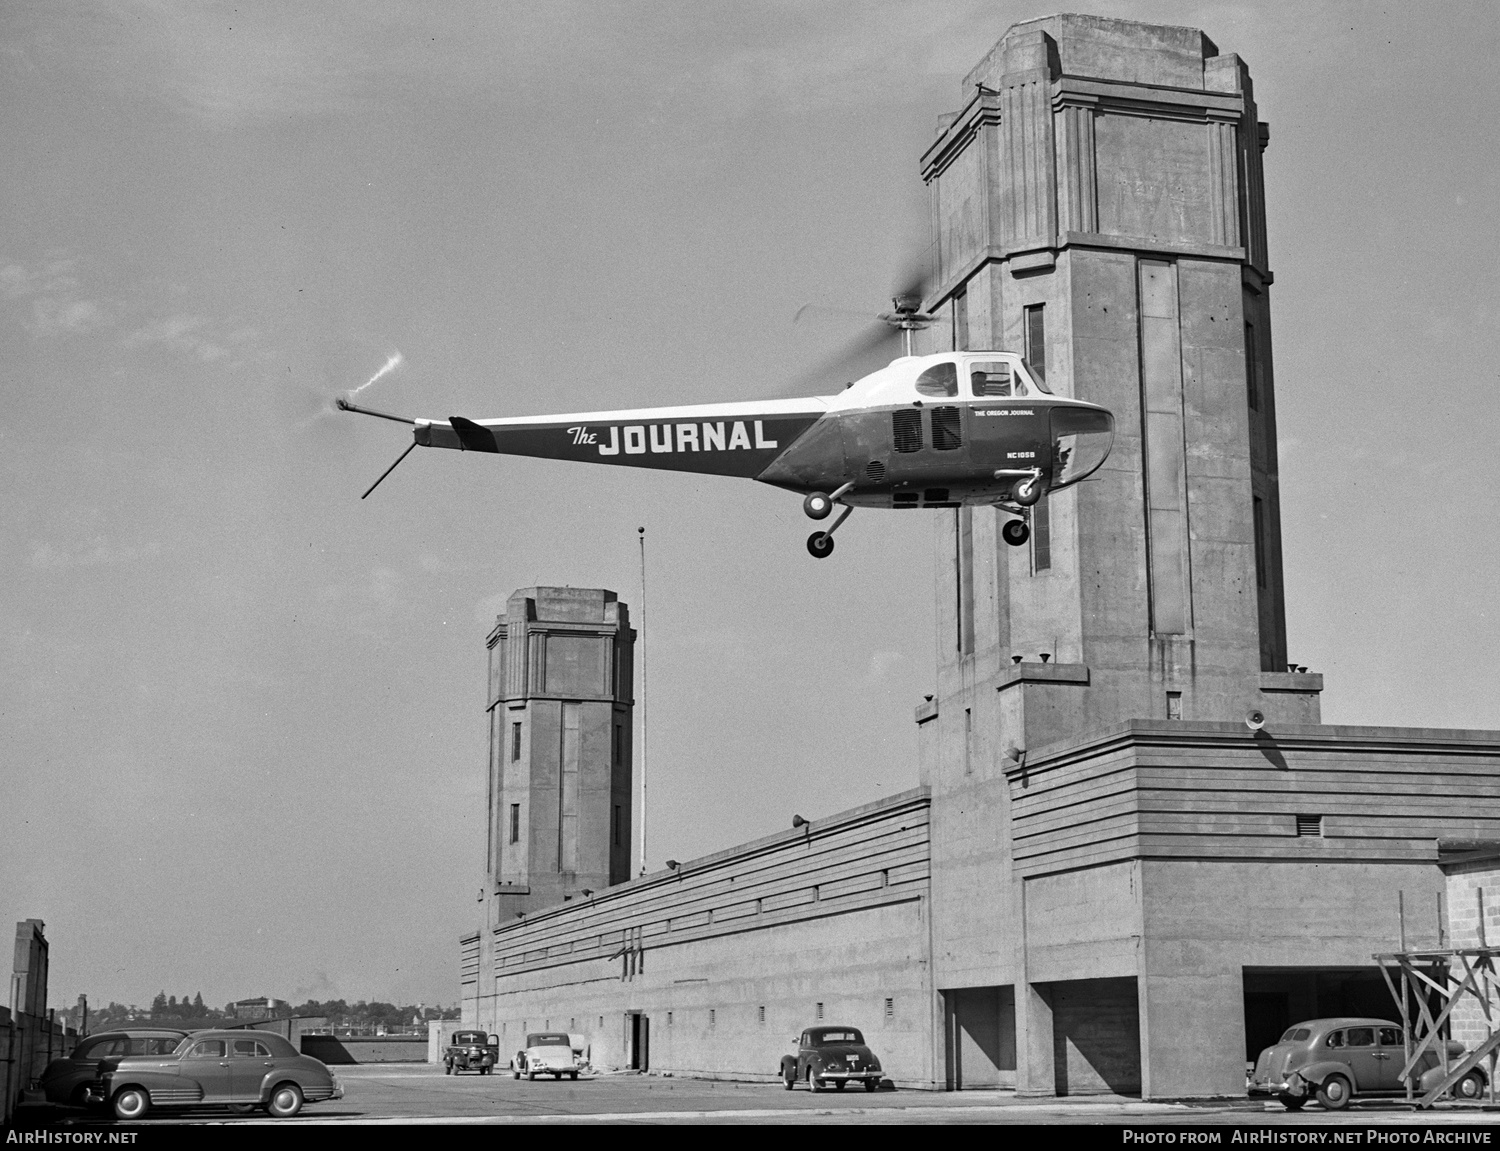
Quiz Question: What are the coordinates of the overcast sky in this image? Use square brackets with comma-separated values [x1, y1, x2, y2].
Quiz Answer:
[3, 0, 1498, 1013]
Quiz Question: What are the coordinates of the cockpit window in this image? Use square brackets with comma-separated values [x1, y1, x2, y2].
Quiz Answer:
[915, 363, 958, 397]
[1021, 359, 1053, 394]
[970, 362, 1014, 397]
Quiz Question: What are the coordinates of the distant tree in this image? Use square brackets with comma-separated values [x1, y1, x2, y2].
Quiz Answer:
[151, 991, 168, 1018]
[167, 995, 177, 1012]
[193, 993, 205, 1013]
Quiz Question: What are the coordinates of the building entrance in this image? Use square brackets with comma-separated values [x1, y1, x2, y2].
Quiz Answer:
[1243, 968, 1399, 1062]
[625, 1011, 649, 1071]
[941, 986, 1015, 1089]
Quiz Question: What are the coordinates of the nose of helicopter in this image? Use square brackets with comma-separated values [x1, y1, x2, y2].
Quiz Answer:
[1050, 406, 1114, 489]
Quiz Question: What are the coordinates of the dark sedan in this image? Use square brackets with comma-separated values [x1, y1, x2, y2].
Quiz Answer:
[780, 1025, 884, 1092]
[37, 1029, 189, 1106]
[89, 1029, 343, 1119]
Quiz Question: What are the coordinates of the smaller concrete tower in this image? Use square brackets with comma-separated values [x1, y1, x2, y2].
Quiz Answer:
[484, 587, 634, 927]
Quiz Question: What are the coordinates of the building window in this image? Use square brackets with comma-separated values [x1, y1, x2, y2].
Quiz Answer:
[599, 1016, 604, 1028]
[1296, 814, 1323, 837]
[755, 898, 763, 915]
[509, 804, 520, 844]
[1245, 322, 1260, 411]
[709, 1009, 716, 1028]
[511, 721, 522, 762]
[1253, 496, 1268, 589]
[813, 884, 820, 902]
[759, 1006, 766, 1025]
[816, 1002, 825, 1021]
[613, 722, 622, 766]
[884, 998, 894, 1020]
[880, 869, 889, 888]
[1167, 691, 1182, 720]
[1032, 497, 1051, 573]
[1024, 304, 1046, 383]
[667, 1011, 673, 1027]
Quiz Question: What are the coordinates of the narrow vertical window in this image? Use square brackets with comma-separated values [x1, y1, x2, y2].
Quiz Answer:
[816, 1002, 825, 1021]
[1024, 304, 1046, 383]
[509, 803, 520, 844]
[612, 804, 621, 847]
[1245, 322, 1260, 411]
[1032, 497, 1051, 573]
[709, 1009, 716, 1028]
[1253, 496, 1268, 589]
[511, 721, 522, 762]
[1167, 691, 1183, 720]
[759, 1006, 766, 1024]
[613, 722, 622, 766]
[963, 707, 973, 776]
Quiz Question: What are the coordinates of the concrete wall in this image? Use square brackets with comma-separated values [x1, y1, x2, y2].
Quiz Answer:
[464, 789, 935, 1086]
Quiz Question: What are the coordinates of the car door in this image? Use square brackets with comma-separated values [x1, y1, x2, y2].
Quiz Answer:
[1341, 1026, 1384, 1090]
[1375, 1026, 1408, 1091]
[182, 1038, 235, 1102]
[229, 1037, 275, 1100]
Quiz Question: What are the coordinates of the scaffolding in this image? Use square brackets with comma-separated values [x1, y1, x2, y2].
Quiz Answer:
[1374, 890, 1500, 1107]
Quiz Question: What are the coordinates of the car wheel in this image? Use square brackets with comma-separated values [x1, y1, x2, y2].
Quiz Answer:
[112, 1086, 150, 1121]
[512, 1067, 520, 1080]
[864, 1079, 879, 1093]
[70, 1083, 92, 1107]
[808, 1067, 824, 1093]
[783, 1065, 796, 1090]
[569, 1072, 578, 1081]
[1454, 1071, 1485, 1101]
[527, 1069, 536, 1081]
[1315, 1074, 1352, 1111]
[1277, 1094, 1305, 1111]
[266, 1082, 304, 1118]
[834, 1080, 847, 1091]
[227, 1103, 259, 1115]
[444, 1060, 453, 1075]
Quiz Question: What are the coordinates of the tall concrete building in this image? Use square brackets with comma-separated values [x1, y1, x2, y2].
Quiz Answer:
[475, 588, 634, 975]
[461, 16, 1500, 1098]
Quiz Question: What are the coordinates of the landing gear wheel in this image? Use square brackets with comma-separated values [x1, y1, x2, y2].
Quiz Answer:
[1277, 1094, 1305, 1111]
[1001, 519, 1030, 547]
[112, 1086, 150, 1121]
[1315, 1073, 1351, 1111]
[1012, 476, 1042, 506]
[1453, 1070, 1485, 1101]
[807, 532, 834, 559]
[802, 492, 833, 520]
[864, 1079, 879, 1093]
[266, 1082, 304, 1119]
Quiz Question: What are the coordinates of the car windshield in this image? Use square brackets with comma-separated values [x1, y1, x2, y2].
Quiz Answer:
[813, 1030, 862, 1045]
[527, 1033, 570, 1047]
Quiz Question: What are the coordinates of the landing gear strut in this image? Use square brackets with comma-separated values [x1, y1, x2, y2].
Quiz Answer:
[804, 484, 854, 559]
[807, 503, 854, 560]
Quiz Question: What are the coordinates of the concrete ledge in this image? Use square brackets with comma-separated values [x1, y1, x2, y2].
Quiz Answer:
[1260, 671, 1323, 693]
[997, 662, 1090, 689]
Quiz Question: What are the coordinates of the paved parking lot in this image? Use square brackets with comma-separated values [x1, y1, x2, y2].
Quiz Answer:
[21, 1064, 1500, 1127]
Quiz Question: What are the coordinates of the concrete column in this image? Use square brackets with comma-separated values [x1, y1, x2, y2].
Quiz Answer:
[1015, 981, 1056, 1095]
[1138, 969, 1247, 1097]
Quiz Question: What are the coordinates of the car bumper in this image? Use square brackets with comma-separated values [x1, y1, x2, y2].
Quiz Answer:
[1249, 1074, 1307, 1098]
[816, 1071, 883, 1082]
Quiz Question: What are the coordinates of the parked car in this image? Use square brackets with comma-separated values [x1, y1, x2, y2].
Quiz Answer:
[780, 1025, 884, 1092]
[443, 1030, 498, 1075]
[511, 1032, 579, 1080]
[37, 1029, 189, 1106]
[88, 1029, 343, 1119]
[1250, 1017, 1485, 1110]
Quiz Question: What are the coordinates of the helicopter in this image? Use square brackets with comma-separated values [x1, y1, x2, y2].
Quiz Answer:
[337, 296, 1115, 558]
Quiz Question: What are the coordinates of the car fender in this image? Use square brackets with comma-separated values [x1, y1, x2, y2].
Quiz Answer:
[1296, 1060, 1356, 1088]
[1417, 1063, 1487, 1093]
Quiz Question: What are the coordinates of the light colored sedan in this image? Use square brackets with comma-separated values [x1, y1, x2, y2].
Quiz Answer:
[511, 1032, 579, 1081]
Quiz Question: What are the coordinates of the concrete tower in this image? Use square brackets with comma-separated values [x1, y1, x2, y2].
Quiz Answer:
[914, 15, 1325, 1096]
[484, 587, 634, 927]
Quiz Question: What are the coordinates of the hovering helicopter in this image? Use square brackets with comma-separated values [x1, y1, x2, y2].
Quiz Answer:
[338, 295, 1115, 558]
